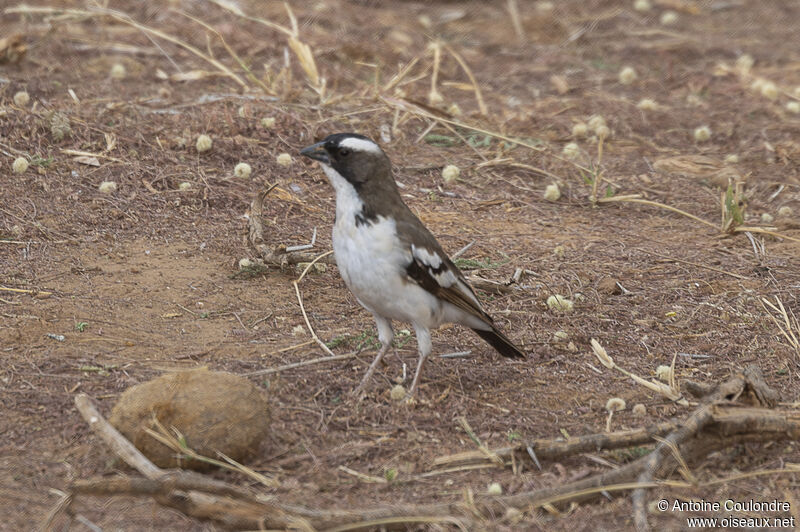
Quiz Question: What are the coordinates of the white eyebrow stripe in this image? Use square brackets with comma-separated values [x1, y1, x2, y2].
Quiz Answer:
[339, 137, 383, 154]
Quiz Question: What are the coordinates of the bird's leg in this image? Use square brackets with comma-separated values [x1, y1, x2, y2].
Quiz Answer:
[353, 315, 393, 396]
[406, 326, 432, 399]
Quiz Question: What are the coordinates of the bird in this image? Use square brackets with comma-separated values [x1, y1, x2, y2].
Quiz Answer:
[300, 133, 525, 399]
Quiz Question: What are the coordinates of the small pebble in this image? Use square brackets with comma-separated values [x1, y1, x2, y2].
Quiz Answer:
[110, 63, 126, 80]
[572, 123, 588, 137]
[12, 157, 29, 174]
[196, 134, 213, 153]
[544, 183, 561, 202]
[562, 142, 580, 159]
[619, 66, 637, 85]
[98, 181, 117, 194]
[277, 153, 293, 167]
[660, 10, 678, 25]
[442, 164, 460, 183]
[234, 162, 252, 179]
[693, 126, 711, 142]
[390, 385, 406, 402]
[13, 90, 30, 107]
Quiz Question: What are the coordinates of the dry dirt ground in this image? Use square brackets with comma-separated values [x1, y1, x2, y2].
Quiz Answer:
[2, 0, 800, 530]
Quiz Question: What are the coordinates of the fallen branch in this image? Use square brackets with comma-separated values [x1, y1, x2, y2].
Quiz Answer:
[632, 364, 779, 531]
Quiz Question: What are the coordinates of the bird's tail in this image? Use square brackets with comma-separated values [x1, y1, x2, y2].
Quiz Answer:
[471, 327, 525, 359]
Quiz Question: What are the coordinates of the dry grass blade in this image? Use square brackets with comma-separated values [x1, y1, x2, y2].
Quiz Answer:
[477, 158, 564, 182]
[382, 95, 544, 152]
[506, 0, 525, 42]
[288, 37, 323, 92]
[442, 43, 488, 115]
[652, 435, 696, 484]
[337, 465, 387, 484]
[243, 351, 357, 376]
[590, 339, 614, 369]
[456, 417, 504, 467]
[732, 226, 800, 244]
[590, 339, 685, 403]
[1, 286, 52, 296]
[382, 56, 421, 93]
[144, 418, 279, 488]
[598, 195, 719, 230]
[428, 41, 443, 106]
[761, 297, 800, 360]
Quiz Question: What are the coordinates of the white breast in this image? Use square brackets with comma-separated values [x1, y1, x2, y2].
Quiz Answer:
[321, 164, 444, 328]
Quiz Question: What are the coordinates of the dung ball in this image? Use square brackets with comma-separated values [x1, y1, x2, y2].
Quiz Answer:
[109, 368, 270, 470]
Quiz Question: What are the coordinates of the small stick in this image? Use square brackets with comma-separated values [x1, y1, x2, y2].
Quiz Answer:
[294, 251, 336, 357]
[439, 350, 473, 359]
[456, 417, 504, 467]
[382, 56, 421, 93]
[338, 465, 387, 484]
[285, 243, 313, 252]
[60, 149, 124, 163]
[1, 286, 52, 296]
[74, 394, 164, 480]
[476, 158, 564, 182]
[428, 41, 442, 105]
[598, 195, 718, 230]
[383, 96, 544, 153]
[506, 0, 525, 43]
[451, 240, 475, 260]
[634, 248, 749, 280]
[243, 351, 357, 376]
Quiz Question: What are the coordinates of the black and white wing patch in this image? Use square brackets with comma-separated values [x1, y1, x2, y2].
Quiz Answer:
[406, 244, 491, 323]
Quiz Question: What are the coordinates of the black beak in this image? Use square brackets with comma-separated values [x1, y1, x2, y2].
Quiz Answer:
[300, 141, 330, 165]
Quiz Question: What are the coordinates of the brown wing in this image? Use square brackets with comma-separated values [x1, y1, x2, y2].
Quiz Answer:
[395, 218, 492, 325]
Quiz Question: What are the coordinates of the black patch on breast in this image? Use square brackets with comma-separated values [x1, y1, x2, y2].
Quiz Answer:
[354, 205, 379, 227]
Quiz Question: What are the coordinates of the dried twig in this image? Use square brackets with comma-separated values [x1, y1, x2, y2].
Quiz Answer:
[591, 339, 685, 404]
[244, 352, 358, 376]
[293, 251, 336, 357]
[0, 286, 52, 296]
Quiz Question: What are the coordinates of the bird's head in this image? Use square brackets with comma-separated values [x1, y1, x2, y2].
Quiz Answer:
[300, 133, 391, 189]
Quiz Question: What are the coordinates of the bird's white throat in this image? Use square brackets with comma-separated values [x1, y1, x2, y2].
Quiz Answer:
[321, 164, 364, 222]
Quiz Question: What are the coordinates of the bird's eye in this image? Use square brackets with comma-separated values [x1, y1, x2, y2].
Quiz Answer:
[339, 149, 350, 157]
